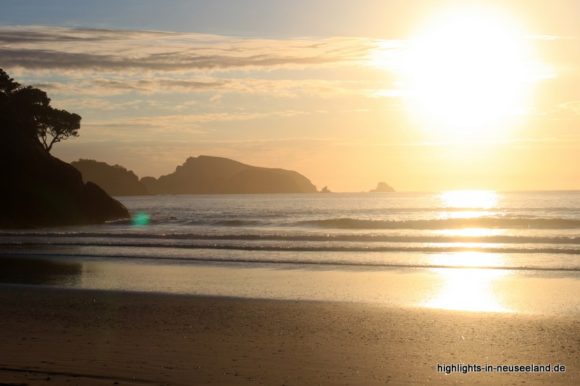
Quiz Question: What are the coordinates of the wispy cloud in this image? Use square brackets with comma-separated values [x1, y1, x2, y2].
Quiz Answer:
[77, 110, 313, 141]
[0, 25, 390, 107]
[0, 26, 374, 72]
[34, 77, 365, 100]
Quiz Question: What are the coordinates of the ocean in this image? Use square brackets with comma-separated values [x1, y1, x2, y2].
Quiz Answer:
[1, 191, 579, 313]
[1, 191, 579, 270]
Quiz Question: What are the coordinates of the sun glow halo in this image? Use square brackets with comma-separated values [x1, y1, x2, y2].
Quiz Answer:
[395, 7, 548, 138]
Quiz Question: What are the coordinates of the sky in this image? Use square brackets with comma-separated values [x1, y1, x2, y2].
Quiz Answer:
[1, 0, 579, 191]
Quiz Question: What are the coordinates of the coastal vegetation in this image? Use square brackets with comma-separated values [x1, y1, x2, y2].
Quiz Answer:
[0, 69, 129, 228]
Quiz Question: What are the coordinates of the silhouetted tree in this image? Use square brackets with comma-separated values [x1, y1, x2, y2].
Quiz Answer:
[38, 108, 81, 152]
[0, 69, 20, 93]
[0, 68, 80, 152]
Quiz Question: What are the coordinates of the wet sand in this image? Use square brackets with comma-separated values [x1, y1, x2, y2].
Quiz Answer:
[0, 285, 578, 386]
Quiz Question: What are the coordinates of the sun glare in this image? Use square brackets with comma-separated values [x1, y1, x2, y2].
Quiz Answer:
[425, 268, 509, 313]
[440, 190, 498, 209]
[381, 6, 550, 139]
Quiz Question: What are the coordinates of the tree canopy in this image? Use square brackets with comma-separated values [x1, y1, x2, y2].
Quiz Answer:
[0, 68, 80, 152]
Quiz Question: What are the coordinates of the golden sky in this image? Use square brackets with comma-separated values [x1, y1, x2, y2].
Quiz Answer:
[1, 0, 578, 191]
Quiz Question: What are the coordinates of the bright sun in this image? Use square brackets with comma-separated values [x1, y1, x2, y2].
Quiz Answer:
[382, 6, 549, 139]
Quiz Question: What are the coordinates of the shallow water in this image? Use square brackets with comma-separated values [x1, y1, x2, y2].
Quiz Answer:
[0, 255, 579, 316]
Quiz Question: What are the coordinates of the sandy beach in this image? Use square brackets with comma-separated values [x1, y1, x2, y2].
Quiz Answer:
[0, 285, 577, 386]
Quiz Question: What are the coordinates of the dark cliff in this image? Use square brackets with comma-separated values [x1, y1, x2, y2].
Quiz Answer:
[0, 140, 129, 228]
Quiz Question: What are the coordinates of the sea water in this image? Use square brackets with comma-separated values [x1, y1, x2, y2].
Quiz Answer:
[1, 191, 579, 313]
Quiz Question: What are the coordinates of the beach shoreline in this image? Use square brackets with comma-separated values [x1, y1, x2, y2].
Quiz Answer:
[0, 285, 578, 385]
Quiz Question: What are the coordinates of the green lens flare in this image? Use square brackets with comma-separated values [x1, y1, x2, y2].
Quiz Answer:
[132, 212, 150, 227]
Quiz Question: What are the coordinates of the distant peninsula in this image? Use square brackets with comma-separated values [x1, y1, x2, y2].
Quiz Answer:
[73, 156, 318, 196]
[72, 159, 148, 196]
[144, 156, 317, 194]
[370, 182, 395, 193]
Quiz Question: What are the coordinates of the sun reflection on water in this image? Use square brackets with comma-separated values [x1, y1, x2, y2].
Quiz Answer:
[441, 190, 498, 209]
[435, 228, 504, 237]
[430, 251, 505, 268]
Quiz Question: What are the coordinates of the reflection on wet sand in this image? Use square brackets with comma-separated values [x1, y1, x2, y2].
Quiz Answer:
[0, 256, 82, 286]
[425, 252, 509, 312]
[424, 268, 509, 312]
[1, 254, 578, 315]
